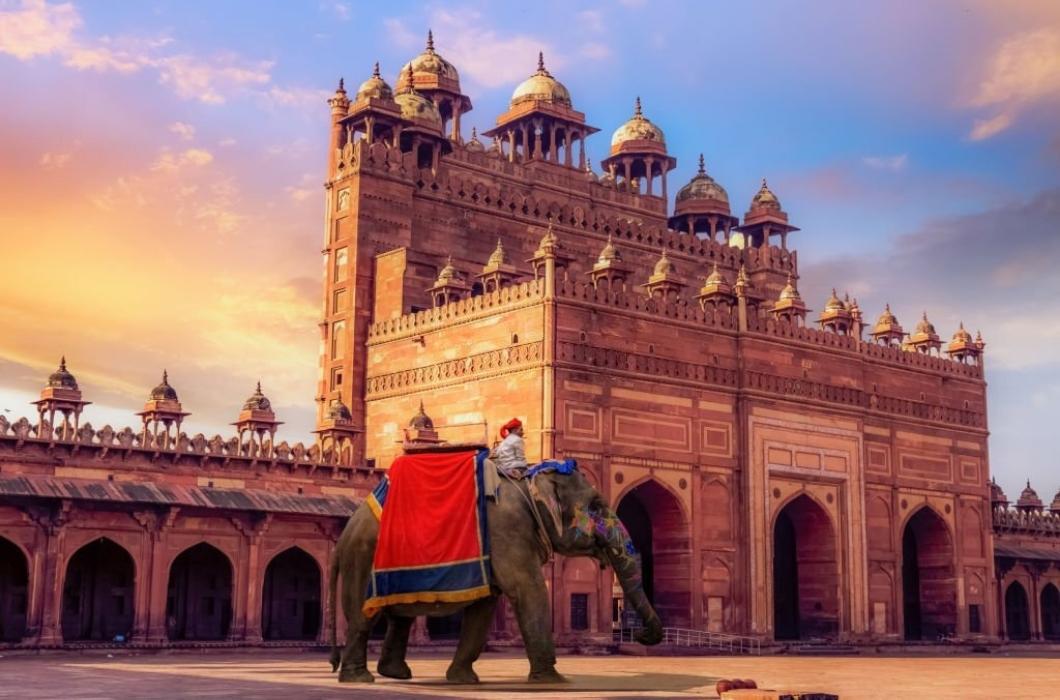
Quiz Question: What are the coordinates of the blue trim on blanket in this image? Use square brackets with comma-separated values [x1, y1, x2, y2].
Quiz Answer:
[525, 458, 578, 478]
[371, 559, 489, 598]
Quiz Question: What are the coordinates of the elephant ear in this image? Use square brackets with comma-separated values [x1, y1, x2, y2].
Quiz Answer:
[528, 474, 566, 539]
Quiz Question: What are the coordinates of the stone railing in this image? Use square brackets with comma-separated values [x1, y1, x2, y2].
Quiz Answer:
[367, 278, 544, 342]
[557, 341, 739, 389]
[994, 507, 1060, 537]
[367, 341, 543, 398]
[0, 415, 374, 481]
[555, 277, 738, 331]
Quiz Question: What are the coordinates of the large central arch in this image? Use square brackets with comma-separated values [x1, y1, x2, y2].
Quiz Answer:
[615, 479, 691, 627]
[61, 538, 135, 641]
[772, 494, 839, 640]
[166, 543, 233, 641]
[901, 506, 956, 640]
[262, 547, 322, 641]
[0, 537, 29, 643]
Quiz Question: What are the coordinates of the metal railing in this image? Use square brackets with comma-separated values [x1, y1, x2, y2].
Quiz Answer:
[614, 626, 762, 655]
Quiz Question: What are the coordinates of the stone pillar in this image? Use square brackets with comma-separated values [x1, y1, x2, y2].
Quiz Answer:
[645, 158, 655, 196]
[452, 106, 461, 143]
[541, 252, 557, 458]
[508, 129, 517, 163]
[578, 135, 585, 170]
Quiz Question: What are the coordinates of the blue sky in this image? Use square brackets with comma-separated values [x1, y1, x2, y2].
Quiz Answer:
[1, 0, 1058, 502]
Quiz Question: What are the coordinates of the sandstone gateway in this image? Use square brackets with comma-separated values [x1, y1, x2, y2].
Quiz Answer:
[1, 33, 1058, 649]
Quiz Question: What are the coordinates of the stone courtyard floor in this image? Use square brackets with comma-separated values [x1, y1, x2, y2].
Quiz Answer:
[1, 650, 1059, 699]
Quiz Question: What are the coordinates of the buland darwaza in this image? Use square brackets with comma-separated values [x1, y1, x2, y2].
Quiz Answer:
[3, 31, 1060, 650]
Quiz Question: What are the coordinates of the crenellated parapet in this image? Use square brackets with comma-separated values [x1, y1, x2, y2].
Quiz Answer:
[994, 507, 1060, 537]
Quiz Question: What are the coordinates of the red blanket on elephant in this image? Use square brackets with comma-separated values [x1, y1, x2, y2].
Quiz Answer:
[362, 449, 491, 618]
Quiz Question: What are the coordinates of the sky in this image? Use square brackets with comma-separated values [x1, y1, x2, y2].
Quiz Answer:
[0, 0, 1058, 501]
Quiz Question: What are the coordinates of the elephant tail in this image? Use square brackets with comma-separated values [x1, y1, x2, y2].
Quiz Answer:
[328, 547, 341, 672]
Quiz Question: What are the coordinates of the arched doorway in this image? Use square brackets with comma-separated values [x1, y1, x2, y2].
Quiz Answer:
[1005, 581, 1031, 640]
[1041, 584, 1060, 640]
[901, 507, 956, 640]
[61, 538, 135, 641]
[0, 537, 29, 642]
[772, 494, 839, 640]
[615, 480, 691, 627]
[262, 548, 322, 641]
[166, 543, 233, 641]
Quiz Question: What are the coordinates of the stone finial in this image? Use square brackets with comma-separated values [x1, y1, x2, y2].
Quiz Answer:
[426, 29, 435, 53]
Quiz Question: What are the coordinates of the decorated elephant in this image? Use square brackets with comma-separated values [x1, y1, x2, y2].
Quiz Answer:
[328, 461, 662, 683]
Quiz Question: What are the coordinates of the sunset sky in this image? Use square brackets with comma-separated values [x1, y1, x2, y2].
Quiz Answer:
[1, 1, 1058, 500]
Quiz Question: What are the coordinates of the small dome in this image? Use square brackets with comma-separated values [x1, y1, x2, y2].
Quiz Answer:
[465, 127, 485, 152]
[584, 158, 597, 182]
[705, 262, 727, 287]
[356, 62, 393, 101]
[327, 397, 352, 421]
[750, 178, 782, 211]
[611, 97, 665, 148]
[409, 401, 434, 430]
[486, 137, 502, 158]
[653, 249, 676, 277]
[435, 256, 458, 283]
[989, 478, 1009, 506]
[1017, 480, 1043, 510]
[149, 370, 178, 401]
[595, 234, 621, 266]
[676, 154, 729, 204]
[485, 239, 508, 269]
[511, 52, 572, 108]
[915, 312, 937, 336]
[951, 322, 973, 344]
[397, 30, 460, 87]
[395, 75, 443, 129]
[779, 274, 802, 302]
[47, 356, 78, 390]
[824, 289, 845, 312]
[873, 304, 901, 333]
[242, 382, 272, 412]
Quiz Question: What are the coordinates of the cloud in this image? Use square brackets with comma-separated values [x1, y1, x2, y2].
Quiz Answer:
[151, 147, 214, 172]
[323, 2, 351, 21]
[577, 10, 605, 33]
[262, 85, 330, 108]
[967, 29, 1060, 140]
[861, 154, 908, 172]
[39, 150, 72, 169]
[169, 121, 196, 141]
[154, 53, 273, 104]
[801, 187, 1060, 372]
[384, 8, 605, 89]
[0, 0, 79, 60]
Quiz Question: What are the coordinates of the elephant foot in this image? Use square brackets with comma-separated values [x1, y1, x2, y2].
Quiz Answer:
[377, 659, 413, 680]
[528, 669, 569, 684]
[445, 665, 480, 684]
[338, 667, 375, 683]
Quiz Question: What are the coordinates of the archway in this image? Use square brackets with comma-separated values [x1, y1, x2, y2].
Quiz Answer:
[615, 480, 691, 627]
[61, 538, 135, 641]
[0, 537, 29, 642]
[261, 548, 322, 641]
[771, 494, 839, 640]
[901, 507, 956, 640]
[166, 543, 233, 641]
[1005, 581, 1031, 640]
[1041, 584, 1060, 640]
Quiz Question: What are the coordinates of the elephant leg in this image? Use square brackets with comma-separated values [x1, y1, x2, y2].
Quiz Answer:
[510, 581, 567, 683]
[446, 596, 498, 683]
[377, 615, 414, 679]
[337, 568, 375, 682]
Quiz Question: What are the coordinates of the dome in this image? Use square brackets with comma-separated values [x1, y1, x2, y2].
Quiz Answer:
[327, 397, 352, 421]
[465, 127, 485, 152]
[1017, 480, 1043, 510]
[409, 401, 434, 430]
[779, 274, 802, 302]
[242, 382, 272, 412]
[595, 234, 622, 267]
[610, 97, 665, 149]
[394, 68, 443, 130]
[356, 62, 393, 101]
[989, 478, 1009, 506]
[824, 289, 845, 312]
[485, 239, 508, 269]
[435, 256, 458, 283]
[873, 304, 902, 333]
[750, 178, 782, 211]
[676, 154, 729, 204]
[652, 249, 676, 277]
[149, 370, 178, 401]
[47, 356, 78, 390]
[511, 52, 572, 108]
[704, 262, 727, 287]
[951, 322, 973, 344]
[397, 30, 460, 87]
[915, 312, 937, 336]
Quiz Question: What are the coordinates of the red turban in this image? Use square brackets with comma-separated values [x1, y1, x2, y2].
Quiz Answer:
[500, 417, 522, 438]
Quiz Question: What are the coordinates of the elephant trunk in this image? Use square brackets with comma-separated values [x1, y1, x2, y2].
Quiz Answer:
[598, 506, 663, 646]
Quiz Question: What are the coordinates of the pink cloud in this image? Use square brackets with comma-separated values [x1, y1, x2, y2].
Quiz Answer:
[967, 29, 1060, 140]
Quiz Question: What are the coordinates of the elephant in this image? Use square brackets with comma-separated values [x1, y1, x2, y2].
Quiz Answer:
[328, 464, 663, 684]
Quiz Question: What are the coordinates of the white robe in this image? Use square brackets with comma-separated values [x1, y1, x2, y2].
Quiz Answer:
[494, 432, 527, 474]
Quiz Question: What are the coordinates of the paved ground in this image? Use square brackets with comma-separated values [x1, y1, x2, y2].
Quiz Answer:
[1, 650, 1059, 699]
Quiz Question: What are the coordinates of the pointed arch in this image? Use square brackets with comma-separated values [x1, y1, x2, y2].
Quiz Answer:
[1041, 583, 1060, 640]
[261, 546, 323, 641]
[166, 542, 233, 641]
[1005, 580, 1031, 640]
[61, 537, 136, 641]
[901, 505, 956, 640]
[0, 536, 29, 642]
[771, 493, 839, 640]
